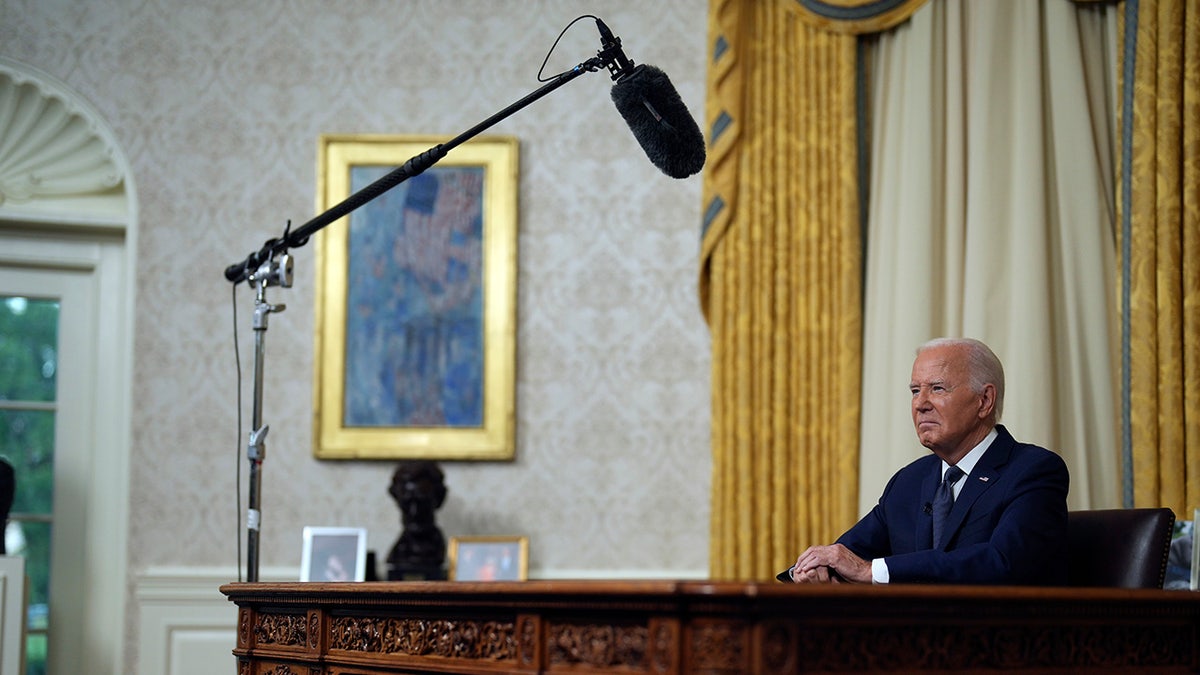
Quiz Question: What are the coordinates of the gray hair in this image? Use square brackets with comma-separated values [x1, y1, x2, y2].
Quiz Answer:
[917, 337, 1005, 422]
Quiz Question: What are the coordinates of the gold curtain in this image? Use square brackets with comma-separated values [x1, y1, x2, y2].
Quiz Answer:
[701, 0, 925, 580]
[1120, 0, 1200, 515]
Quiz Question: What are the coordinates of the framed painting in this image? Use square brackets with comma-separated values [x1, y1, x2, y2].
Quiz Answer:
[313, 134, 518, 460]
[448, 535, 529, 581]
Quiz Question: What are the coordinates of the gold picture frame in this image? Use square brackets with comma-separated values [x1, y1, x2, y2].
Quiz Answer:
[448, 535, 529, 581]
[313, 134, 518, 460]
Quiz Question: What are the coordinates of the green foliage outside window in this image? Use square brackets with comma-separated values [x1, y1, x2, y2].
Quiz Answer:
[0, 296, 58, 675]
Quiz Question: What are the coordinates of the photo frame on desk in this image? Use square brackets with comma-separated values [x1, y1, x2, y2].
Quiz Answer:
[313, 134, 518, 461]
[448, 535, 529, 581]
[300, 526, 367, 582]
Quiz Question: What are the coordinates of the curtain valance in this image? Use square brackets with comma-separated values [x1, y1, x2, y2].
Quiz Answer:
[787, 0, 929, 34]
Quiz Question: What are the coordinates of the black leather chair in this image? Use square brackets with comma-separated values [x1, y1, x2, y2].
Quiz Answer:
[1067, 508, 1176, 589]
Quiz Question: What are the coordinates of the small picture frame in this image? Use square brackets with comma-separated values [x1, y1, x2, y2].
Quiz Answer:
[448, 535, 528, 581]
[300, 526, 367, 582]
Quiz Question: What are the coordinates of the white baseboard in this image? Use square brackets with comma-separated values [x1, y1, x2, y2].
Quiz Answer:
[134, 566, 295, 675]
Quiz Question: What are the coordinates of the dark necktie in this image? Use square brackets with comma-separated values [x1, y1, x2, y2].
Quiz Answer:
[932, 466, 965, 549]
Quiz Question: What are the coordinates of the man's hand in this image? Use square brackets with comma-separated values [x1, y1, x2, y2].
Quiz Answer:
[790, 544, 872, 584]
[789, 564, 841, 583]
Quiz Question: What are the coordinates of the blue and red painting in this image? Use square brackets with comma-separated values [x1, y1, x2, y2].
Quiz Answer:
[343, 165, 486, 428]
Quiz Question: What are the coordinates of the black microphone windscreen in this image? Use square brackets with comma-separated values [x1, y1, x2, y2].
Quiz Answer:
[610, 64, 706, 179]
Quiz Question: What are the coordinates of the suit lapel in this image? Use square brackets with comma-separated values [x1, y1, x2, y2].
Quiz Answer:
[940, 426, 1014, 549]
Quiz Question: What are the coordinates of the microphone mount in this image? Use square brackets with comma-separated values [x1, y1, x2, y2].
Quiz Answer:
[595, 18, 636, 81]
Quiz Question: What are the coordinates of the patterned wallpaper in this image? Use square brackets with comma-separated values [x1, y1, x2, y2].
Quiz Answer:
[0, 0, 711, 580]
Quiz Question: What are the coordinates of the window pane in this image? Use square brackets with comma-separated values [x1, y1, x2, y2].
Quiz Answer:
[7, 520, 51, 609]
[0, 409, 54, 514]
[25, 630, 46, 675]
[0, 293, 56, 675]
[0, 296, 59, 403]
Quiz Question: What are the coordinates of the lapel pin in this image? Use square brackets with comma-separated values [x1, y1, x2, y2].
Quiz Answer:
[979, 476, 989, 482]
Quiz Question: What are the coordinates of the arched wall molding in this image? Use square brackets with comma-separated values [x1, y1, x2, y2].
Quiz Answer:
[0, 56, 133, 230]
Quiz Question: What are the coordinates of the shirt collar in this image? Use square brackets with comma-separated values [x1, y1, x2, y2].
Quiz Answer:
[942, 426, 997, 479]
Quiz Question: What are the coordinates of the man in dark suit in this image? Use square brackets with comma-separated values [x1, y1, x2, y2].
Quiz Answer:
[781, 337, 1069, 585]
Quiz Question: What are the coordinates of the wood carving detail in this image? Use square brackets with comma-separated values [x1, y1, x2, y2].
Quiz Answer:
[549, 623, 649, 669]
[329, 616, 517, 661]
[238, 609, 251, 648]
[518, 615, 537, 665]
[790, 623, 1197, 671]
[307, 612, 320, 650]
[759, 622, 794, 672]
[254, 612, 308, 647]
[690, 622, 745, 671]
[650, 622, 676, 673]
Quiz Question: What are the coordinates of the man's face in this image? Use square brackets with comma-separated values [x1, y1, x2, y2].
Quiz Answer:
[909, 344, 992, 459]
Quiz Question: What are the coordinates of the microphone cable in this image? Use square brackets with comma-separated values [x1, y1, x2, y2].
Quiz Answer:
[536, 15, 604, 83]
[231, 283, 244, 583]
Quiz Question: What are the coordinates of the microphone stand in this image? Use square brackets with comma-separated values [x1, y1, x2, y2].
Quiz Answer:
[243, 252, 291, 582]
[225, 53, 611, 583]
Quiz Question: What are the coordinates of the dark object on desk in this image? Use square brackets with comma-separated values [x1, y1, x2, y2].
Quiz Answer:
[1067, 507, 1175, 589]
[364, 550, 380, 582]
[386, 460, 448, 581]
[0, 459, 12, 555]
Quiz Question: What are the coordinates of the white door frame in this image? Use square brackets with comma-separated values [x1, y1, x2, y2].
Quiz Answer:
[0, 234, 132, 674]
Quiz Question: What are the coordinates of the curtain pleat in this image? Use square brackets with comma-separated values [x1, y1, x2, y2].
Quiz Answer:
[1121, 0, 1200, 514]
[703, 0, 863, 579]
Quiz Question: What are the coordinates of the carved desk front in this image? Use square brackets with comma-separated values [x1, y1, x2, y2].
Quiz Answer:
[222, 579, 1200, 674]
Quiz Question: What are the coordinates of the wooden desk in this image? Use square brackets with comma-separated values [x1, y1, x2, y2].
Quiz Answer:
[222, 580, 1200, 673]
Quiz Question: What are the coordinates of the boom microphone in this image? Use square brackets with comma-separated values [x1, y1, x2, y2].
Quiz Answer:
[597, 19, 706, 179]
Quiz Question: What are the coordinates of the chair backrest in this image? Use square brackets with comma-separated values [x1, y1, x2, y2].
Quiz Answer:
[1067, 508, 1175, 589]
